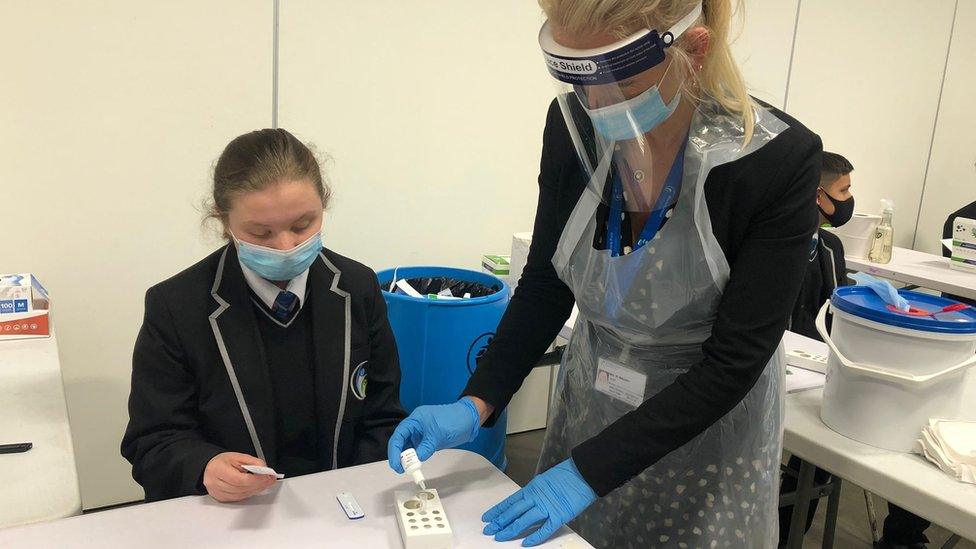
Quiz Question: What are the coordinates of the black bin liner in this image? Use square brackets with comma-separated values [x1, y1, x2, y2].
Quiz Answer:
[397, 277, 501, 299]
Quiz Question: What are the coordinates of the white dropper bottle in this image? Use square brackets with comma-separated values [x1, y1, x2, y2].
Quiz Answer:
[400, 448, 427, 490]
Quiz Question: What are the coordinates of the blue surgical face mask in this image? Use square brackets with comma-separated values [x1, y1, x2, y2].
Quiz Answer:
[581, 60, 681, 142]
[232, 231, 323, 281]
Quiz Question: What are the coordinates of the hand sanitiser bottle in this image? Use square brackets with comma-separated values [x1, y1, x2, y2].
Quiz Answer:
[869, 199, 894, 264]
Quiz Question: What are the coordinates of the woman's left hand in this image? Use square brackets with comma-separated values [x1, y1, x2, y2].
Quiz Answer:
[481, 458, 597, 547]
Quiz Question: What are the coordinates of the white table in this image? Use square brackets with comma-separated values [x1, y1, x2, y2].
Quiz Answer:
[0, 332, 81, 528]
[845, 247, 976, 300]
[786, 389, 976, 542]
[558, 307, 578, 342]
[781, 332, 976, 544]
[0, 450, 591, 548]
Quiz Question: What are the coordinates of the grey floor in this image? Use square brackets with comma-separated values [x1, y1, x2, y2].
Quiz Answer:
[504, 429, 975, 549]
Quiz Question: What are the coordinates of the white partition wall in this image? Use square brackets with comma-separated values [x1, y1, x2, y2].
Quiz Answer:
[1, 1, 272, 508]
[914, 1, 976, 255]
[784, 0, 956, 248]
[730, 0, 800, 109]
[277, 0, 554, 270]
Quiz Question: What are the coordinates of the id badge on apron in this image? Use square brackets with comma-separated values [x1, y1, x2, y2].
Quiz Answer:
[594, 358, 646, 408]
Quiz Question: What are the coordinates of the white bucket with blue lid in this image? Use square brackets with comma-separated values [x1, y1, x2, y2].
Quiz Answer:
[816, 286, 976, 452]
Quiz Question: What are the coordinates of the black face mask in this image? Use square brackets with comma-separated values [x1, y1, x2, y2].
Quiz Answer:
[819, 192, 855, 227]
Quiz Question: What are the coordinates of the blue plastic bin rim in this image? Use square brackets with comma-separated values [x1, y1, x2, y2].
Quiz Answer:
[377, 266, 510, 306]
[830, 286, 976, 334]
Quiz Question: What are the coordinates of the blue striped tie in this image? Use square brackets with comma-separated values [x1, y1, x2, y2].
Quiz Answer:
[271, 291, 299, 322]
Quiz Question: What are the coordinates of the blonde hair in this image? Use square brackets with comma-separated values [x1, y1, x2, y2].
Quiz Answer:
[539, 0, 755, 143]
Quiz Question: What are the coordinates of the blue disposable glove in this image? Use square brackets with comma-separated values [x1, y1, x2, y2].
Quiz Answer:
[482, 458, 597, 547]
[851, 272, 909, 311]
[387, 397, 481, 473]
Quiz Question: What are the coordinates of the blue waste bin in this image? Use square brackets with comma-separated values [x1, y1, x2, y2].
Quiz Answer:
[378, 266, 510, 469]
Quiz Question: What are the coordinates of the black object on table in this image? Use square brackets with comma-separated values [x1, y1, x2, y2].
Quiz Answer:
[0, 442, 33, 454]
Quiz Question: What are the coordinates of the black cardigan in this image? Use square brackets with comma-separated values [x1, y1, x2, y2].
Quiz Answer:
[121, 244, 405, 501]
[464, 100, 822, 496]
[790, 228, 850, 340]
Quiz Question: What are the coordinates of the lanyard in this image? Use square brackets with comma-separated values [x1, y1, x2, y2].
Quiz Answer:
[606, 140, 687, 257]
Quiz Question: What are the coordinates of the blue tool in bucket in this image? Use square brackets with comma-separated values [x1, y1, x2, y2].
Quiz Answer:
[378, 266, 511, 469]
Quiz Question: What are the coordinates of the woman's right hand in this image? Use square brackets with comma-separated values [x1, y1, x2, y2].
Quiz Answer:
[202, 452, 276, 502]
[387, 397, 491, 473]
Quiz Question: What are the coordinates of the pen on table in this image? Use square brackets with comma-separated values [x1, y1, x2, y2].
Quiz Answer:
[0, 442, 33, 454]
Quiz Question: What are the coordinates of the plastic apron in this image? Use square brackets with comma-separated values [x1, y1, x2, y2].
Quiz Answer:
[537, 101, 789, 549]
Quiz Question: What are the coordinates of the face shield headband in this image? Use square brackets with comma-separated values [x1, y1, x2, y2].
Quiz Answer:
[538, 2, 703, 86]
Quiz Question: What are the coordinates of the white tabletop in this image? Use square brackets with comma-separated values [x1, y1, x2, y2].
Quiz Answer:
[781, 332, 976, 541]
[558, 307, 578, 342]
[0, 332, 81, 528]
[845, 246, 976, 300]
[0, 449, 591, 548]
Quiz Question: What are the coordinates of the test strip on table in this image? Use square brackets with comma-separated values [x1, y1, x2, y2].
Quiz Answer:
[336, 491, 365, 519]
[241, 464, 284, 479]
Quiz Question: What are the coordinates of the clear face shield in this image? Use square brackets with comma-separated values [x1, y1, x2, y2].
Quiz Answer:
[538, 3, 702, 221]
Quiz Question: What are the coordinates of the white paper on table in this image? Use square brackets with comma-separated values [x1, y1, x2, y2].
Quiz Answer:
[785, 366, 826, 394]
[931, 420, 976, 467]
[915, 420, 976, 484]
[920, 441, 974, 484]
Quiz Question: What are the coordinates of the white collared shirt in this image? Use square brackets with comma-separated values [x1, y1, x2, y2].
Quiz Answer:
[239, 262, 309, 312]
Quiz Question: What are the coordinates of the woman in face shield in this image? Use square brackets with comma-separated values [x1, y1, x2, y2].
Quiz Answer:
[388, 1, 822, 547]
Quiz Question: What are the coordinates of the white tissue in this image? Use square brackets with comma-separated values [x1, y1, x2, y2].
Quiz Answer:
[915, 419, 976, 484]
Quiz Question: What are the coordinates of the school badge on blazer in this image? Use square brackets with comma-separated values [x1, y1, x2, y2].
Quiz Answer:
[350, 361, 368, 400]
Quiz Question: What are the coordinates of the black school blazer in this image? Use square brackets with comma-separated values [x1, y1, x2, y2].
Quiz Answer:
[121, 244, 405, 501]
